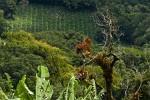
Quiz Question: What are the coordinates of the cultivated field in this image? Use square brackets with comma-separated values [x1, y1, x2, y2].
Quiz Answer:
[8, 4, 98, 37]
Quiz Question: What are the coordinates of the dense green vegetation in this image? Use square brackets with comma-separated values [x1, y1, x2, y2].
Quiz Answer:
[0, 10, 7, 34]
[0, 65, 105, 100]
[7, 4, 97, 38]
[4, 0, 149, 45]
[0, 0, 16, 19]
[0, 0, 150, 100]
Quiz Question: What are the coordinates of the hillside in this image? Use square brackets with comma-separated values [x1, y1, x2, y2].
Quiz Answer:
[0, 0, 150, 100]
[8, 4, 97, 37]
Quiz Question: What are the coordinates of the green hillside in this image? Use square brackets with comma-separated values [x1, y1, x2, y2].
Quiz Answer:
[0, 0, 150, 100]
[8, 4, 97, 37]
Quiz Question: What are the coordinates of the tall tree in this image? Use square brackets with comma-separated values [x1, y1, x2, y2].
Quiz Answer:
[0, 10, 7, 34]
[93, 2, 121, 100]
[0, 0, 16, 19]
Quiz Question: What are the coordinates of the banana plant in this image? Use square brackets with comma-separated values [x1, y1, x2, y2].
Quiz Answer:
[36, 65, 53, 100]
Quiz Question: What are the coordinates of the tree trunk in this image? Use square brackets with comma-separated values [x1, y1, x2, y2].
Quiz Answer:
[105, 78, 112, 100]
[104, 69, 113, 100]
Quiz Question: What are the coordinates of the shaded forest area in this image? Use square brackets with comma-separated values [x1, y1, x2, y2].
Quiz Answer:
[0, 0, 150, 100]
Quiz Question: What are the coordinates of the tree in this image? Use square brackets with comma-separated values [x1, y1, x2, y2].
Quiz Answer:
[75, 37, 92, 59]
[0, 10, 7, 34]
[0, 0, 16, 19]
[92, 2, 122, 100]
[75, 7, 120, 99]
[0, 30, 74, 89]
[133, 16, 150, 46]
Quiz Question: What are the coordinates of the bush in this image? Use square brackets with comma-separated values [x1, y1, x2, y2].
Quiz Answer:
[0, 30, 74, 89]
[0, 10, 7, 34]
[34, 30, 84, 66]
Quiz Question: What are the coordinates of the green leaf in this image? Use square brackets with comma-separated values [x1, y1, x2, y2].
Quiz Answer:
[36, 66, 53, 100]
[97, 89, 105, 99]
[91, 79, 98, 99]
[81, 85, 93, 100]
[57, 89, 66, 100]
[15, 75, 34, 100]
[57, 74, 78, 100]
[84, 85, 93, 95]
[37, 65, 50, 78]
[0, 87, 8, 100]
[69, 75, 78, 100]
[5, 73, 14, 90]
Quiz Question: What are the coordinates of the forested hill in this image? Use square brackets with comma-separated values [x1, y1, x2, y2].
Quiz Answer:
[0, 0, 150, 100]
[0, 0, 149, 45]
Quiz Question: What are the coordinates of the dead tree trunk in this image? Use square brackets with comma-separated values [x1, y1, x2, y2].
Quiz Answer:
[93, 2, 121, 99]
[94, 53, 119, 100]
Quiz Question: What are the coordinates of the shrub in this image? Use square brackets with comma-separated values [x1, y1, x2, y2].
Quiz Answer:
[0, 30, 74, 89]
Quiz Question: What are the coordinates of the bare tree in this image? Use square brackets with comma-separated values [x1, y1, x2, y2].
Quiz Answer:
[75, 2, 123, 99]
[92, 2, 122, 100]
[93, 2, 123, 54]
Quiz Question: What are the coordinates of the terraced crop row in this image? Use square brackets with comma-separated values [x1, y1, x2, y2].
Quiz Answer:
[7, 4, 98, 37]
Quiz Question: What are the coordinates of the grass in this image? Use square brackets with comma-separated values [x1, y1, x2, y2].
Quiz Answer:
[7, 4, 98, 37]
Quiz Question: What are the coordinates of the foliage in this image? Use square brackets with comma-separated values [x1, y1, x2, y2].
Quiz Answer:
[36, 66, 53, 100]
[3, 0, 150, 45]
[92, 0, 150, 45]
[114, 48, 150, 99]
[1, 65, 105, 100]
[94, 53, 119, 100]
[141, 69, 150, 99]
[75, 37, 92, 59]
[63, 0, 97, 9]
[76, 66, 104, 86]
[0, 30, 74, 89]
[133, 16, 150, 46]
[34, 30, 84, 66]
[28, 0, 97, 9]
[15, 75, 34, 100]
[0, 0, 16, 18]
[0, 0, 150, 99]
[28, 0, 64, 4]
[57, 74, 78, 100]
[57, 73, 105, 100]
[5, 73, 14, 91]
[120, 47, 149, 70]
[16, 65, 53, 100]
[0, 87, 8, 100]
[0, 10, 8, 34]
[92, 4, 121, 98]
[77, 79, 105, 100]
[34, 30, 83, 52]
[7, 4, 96, 37]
